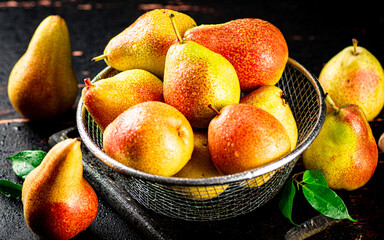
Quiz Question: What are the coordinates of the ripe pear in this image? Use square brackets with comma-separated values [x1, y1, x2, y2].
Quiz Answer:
[22, 139, 98, 240]
[319, 39, 384, 121]
[208, 104, 291, 175]
[173, 130, 229, 201]
[163, 15, 240, 128]
[103, 101, 194, 177]
[302, 95, 378, 191]
[92, 9, 196, 78]
[240, 85, 298, 150]
[8, 15, 78, 120]
[184, 18, 288, 92]
[82, 69, 163, 131]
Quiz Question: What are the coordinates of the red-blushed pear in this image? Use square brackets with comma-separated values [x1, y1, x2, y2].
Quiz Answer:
[302, 94, 378, 191]
[208, 104, 291, 175]
[163, 14, 240, 129]
[82, 69, 163, 132]
[319, 38, 384, 121]
[103, 101, 194, 177]
[184, 18, 288, 92]
[22, 139, 98, 240]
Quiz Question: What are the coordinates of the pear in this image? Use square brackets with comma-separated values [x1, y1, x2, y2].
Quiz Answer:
[240, 85, 298, 150]
[173, 130, 229, 201]
[184, 18, 288, 92]
[8, 15, 78, 120]
[302, 94, 378, 191]
[82, 69, 163, 131]
[92, 9, 196, 78]
[208, 104, 291, 175]
[163, 15, 241, 128]
[103, 101, 194, 177]
[319, 39, 384, 121]
[22, 139, 98, 240]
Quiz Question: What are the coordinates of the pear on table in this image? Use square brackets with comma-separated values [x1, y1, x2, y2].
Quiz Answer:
[8, 15, 78, 120]
[319, 38, 384, 121]
[302, 94, 378, 191]
[22, 139, 98, 240]
[163, 14, 241, 128]
[92, 9, 196, 78]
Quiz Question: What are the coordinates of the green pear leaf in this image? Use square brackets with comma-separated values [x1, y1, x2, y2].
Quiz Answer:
[0, 180, 22, 200]
[6, 150, 46, 180]
[278, 178, 297, 226]
[302, 169, 328, 187]
[302, 184, 356, 222]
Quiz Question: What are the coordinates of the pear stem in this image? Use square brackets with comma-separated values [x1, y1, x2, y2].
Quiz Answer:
[84, 78, 92, 87]
[208, 104, 220, 115]
[325, 93, 340, 111]
[352, 38, 358, 56]
[169, 14, 184, 44]
[92, 54, 107, 62]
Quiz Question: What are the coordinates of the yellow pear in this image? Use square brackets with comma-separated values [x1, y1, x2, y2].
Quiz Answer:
[8, 15, 78, 120]
[240, 85, 298, 150]
[163, 15, 240, 128]
[93, 9, 196, 78]
[173, 130, 229, 201]
[82, 69, 163, 131]
[103, 101, 194, 177]
[319, 39, 384, 121]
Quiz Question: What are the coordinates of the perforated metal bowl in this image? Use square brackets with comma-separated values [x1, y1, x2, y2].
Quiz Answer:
[76, 58, 326, 221]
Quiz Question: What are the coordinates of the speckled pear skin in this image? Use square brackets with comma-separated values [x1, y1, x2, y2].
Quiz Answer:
[101, 9, 196, 78]
[82, 69, 163, 132]
[103, 101, 194, 177]
[184, 18, 288, 92]
[8, 15, 78, 120]
[163, 41, 241, 129]
[319, 43, 384, 121]
[240, 85, 298, 150]
[208, 104, 291, 175]
[22, 139, 98, 240]
[302, 104, 378, 191]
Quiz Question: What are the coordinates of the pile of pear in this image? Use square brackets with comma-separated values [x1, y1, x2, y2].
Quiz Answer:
[302, 38, 384, 191]
[84, 9, 297, 200]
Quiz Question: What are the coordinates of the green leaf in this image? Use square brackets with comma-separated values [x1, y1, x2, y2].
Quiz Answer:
[302, 184, 356, 222]
[279, 178, 297, 226]
[6, 150, 46, 180]
[0, 180, 22, 200]
[302, 169, 328, 187]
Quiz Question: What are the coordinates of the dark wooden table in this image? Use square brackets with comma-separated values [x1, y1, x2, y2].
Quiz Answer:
[1, 1, 384, 239]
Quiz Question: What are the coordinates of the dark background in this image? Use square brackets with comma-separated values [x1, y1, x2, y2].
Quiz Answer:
[1, 0, 384, 239]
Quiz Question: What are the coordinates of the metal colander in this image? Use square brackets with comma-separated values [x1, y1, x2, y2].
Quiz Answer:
[76, 58, 326, 221]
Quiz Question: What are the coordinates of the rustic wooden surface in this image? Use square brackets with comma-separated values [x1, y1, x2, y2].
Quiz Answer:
[1, 1, 384, 239]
